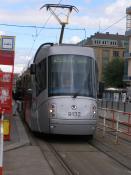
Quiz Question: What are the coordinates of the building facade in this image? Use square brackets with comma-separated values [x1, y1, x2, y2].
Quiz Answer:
[80, 32, 128, 82]
[124, 6, 131, 85]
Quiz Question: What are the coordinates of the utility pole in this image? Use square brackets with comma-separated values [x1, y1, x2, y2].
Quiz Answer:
[40, 4, 78, 44]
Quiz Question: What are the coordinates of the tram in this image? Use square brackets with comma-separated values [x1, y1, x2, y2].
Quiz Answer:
[18, 43, 98, 136]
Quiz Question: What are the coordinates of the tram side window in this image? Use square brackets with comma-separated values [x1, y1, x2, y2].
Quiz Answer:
[35, 59, 46, 96]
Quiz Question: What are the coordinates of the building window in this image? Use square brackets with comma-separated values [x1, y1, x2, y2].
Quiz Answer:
[102, 41, 107, 45]
[110, 41, 117, 45]
[95, 40, 101, 45]
[113, 51, 119, 57]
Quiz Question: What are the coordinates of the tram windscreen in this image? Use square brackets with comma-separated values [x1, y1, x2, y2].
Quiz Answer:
[48, 55, 97, 98]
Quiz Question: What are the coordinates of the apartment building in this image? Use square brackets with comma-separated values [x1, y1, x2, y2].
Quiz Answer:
[79, 32, 128, 82]
[124, 6, 131, 85]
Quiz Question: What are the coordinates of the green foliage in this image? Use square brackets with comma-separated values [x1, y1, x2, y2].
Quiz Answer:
[103, 58, 124, 88]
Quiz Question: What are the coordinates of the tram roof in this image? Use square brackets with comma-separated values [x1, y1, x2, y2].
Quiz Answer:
[33, 43, 96, 63]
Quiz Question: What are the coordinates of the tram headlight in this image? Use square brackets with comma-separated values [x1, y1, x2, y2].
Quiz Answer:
[49, 109, 53, 113]
[49, 104, 56, 118]
[92, 105, 96, 114]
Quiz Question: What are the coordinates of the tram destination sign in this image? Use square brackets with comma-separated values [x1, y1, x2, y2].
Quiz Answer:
[53, 57, 87, 64]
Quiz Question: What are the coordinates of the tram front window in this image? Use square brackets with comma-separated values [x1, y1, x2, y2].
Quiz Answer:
[48, 55, 97, 98]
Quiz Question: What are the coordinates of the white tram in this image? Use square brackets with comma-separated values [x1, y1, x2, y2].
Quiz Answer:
[20, 43, 98, 136]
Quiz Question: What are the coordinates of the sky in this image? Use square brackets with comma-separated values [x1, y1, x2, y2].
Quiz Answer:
[0, 0, 131, 73]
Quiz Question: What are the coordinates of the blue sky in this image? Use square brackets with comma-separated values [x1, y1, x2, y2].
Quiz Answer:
[0, 0, 131, 73]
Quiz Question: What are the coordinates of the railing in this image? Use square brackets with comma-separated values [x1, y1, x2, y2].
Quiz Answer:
[98, 107, 131, 143]
[97, 99, 131, 112]
[0, 111, 4, 175]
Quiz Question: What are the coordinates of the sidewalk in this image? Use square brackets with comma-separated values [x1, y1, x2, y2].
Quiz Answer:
[3, 114, 54, 175]
[4, 114, 30, 151]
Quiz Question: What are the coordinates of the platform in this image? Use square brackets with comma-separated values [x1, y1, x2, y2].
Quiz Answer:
[3, 111, 131, 175]
[4, 114, 30, 151]
[3, 114, 54, 175]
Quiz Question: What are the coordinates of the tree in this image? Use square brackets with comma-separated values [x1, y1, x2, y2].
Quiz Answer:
[103, 58, 124, 88]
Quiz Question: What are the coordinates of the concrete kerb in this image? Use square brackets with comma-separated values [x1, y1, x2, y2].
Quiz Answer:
[4, 115, 30, 152]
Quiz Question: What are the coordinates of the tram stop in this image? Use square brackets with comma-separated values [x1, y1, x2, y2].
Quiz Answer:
[0, 35, 15, 175]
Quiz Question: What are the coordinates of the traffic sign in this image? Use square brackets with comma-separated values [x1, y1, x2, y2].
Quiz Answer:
[0, 36, 15, 51]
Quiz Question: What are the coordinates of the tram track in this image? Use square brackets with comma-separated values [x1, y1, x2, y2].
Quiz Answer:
[37, 137, 76, 175]
[32, 134, 131, 175]
[27, 130, 77, 175]
[89, 138, 131, 172]
[24, 121, 131, 175]
[22, 119, 77, 175]
[89, 129, 131, 171]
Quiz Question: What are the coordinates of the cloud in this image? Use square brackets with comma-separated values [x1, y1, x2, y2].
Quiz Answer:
[0, 0, 130, 29]
[84, 0, 92, 3]
[64, 35, 81, 44]
[71, 15, 108, 30]
[105, 0, 131, 16]
[0, 9, 44, 24]
[69, 36, 81, 43]
[14, 49, 33, 73]
[6, 0, 24, 3]
[0, 0, 129, 33]
[14, 64, 25, 73]
[1, 0, 131, 74]
[0, 31, 6, 35]
[69, 0, 131, 34]
[0, 3, 73, 25]
[15, 51, 31, 64]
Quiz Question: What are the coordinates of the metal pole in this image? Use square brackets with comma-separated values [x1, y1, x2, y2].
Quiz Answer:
[128, 113, 131, 134]
[59, 24, 65, 44]
[103, 110, 106, 137]
[115, 113, 119, 144]
[124, 102, 126, 112]
[0, 111, 4, 175]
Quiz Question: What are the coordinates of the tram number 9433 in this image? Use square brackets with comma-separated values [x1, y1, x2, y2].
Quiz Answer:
[68, 112, 81, 117]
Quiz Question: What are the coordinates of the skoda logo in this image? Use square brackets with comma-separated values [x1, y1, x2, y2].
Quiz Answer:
[71, 105, 77, 110]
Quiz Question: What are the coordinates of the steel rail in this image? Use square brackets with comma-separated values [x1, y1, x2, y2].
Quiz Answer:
[36, 137, 76, 175]
[89, 137, 131, 172]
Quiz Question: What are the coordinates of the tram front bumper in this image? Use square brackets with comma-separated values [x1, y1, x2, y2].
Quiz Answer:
[49, 119, 97, 135]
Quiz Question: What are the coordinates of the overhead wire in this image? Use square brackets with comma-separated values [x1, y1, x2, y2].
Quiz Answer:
[23, 0, 63, 71]
[0, 23, 85, 33]
[28, 0, 63, 57]
[101, 15, 127, 32]
[11, 3, 127, 73]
